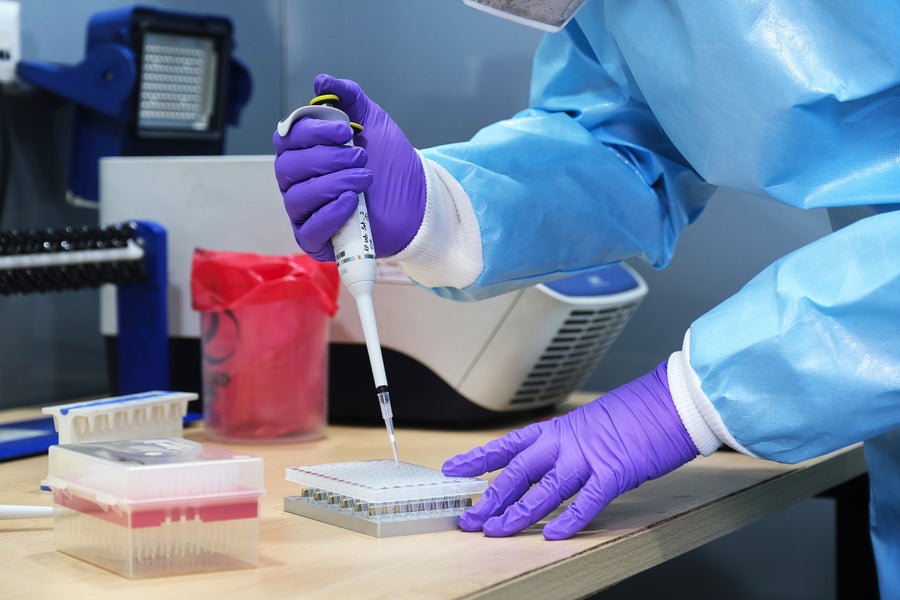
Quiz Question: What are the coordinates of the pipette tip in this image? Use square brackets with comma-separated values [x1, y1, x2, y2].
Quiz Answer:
[377, 387, 399, 465]
[390, 437, 399, 466]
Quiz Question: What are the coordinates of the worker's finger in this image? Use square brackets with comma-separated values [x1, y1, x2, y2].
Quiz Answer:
[274, 145, 367, 192]
[313, 74, 372, 126]
[291, 191, 359, 260]
[456, 434, 556, 531]
[442, 422, 546, 477]
[480, 465, 586, 537]
[541, 476, 611, 540]
[282, 170, 372, 221]
[272, 117, 353, 155]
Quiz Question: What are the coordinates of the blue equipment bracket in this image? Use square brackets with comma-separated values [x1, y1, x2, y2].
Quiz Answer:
[16, 45, 137, 120]
[116, 220, 169, 394]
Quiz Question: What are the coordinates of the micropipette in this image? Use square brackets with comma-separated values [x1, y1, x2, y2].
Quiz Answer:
[277, 95, 399, 464]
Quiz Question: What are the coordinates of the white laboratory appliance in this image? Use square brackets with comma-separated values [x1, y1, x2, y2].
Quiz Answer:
[99, 156, 647, 425]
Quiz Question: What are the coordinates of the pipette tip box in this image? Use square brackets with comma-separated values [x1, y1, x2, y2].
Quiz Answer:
[284, 460, 488, 537]
[45, 437, 265, 578]
[42, 391, 195, 444]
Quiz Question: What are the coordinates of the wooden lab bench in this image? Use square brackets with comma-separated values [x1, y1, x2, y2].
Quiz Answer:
[1, 393, 869, 599]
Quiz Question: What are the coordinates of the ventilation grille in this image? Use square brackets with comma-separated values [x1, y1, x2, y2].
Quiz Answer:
[509, 301, 642, 407]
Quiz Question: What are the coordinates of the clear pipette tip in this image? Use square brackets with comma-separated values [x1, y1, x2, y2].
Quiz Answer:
[376, 386, 399, 465]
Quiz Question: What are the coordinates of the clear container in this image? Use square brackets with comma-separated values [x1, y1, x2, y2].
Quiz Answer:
[46, 438, 264, 578]
[200, 297, 330, 442]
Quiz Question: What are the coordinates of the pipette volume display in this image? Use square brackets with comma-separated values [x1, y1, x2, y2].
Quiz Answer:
[277, 96, 399, 464]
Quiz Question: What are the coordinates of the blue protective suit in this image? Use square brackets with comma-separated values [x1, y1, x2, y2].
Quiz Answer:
[417, 0, 900, 594]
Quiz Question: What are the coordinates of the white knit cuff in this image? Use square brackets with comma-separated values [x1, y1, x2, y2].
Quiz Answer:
[391, 153, 483, 289]
[668, 330, 755, 457]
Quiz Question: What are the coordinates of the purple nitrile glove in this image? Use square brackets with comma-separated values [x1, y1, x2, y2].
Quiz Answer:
[442, 361, 699, 540]
[273, 74, 426, 261]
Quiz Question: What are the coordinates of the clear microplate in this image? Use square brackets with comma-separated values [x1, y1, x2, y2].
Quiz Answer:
[46, 438, 264, 578]
[284, 460, 488, 537]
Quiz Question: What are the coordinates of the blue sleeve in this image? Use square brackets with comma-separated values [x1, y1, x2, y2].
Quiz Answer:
[420, 8, 713, 300]
[420, 0, 899, 302]
[690, 210, 900, 463]
[600, 0, 900, 208]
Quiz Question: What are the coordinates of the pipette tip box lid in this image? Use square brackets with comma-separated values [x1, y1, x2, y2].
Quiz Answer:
[45, 437, 265, 579]
[42, 391, 195, 444]
[284, 460, 488, 537]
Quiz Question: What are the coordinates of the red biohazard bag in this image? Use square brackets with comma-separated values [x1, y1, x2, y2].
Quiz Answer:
[191, 249, 339, 442]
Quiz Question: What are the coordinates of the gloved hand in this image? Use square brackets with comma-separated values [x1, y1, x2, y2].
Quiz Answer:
[442, 361, 699, 540]
[273, 74, 426, 261]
